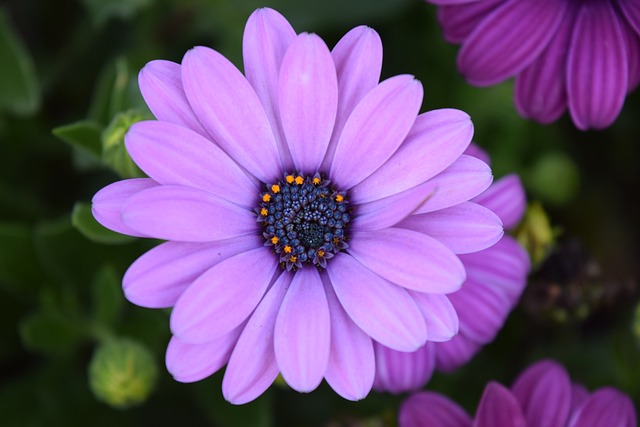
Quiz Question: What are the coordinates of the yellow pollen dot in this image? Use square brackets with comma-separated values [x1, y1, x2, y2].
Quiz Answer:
[317, 249, 325, 257]
[289, 255, 297, 263]
[271, 236, 279, 244]
[284, 245, 292, 254]
[262, 194, 271, 202]
[271, 184, 280, 193]
[336, 194, 344, 202]
[260, 208, 268, 216]
[286, 175, 295, 184]
[333, 237, 340, 245]
[295, 176, 304, 185]
[312, 177, 321, 185]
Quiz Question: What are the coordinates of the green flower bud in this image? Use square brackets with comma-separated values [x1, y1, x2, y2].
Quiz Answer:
[514, 202, 556, 268]
[101, 109, 148, 178]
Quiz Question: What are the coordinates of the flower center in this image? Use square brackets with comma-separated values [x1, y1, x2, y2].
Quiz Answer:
[257, 173, 351, 270]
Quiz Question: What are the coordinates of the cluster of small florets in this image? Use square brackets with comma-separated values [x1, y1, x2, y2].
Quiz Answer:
[257, 173, 350, 270]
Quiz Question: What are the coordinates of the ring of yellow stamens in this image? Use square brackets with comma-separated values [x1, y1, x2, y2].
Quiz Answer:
[262, 194, 271, 202]
[286, 175, 295, 184]
[284, 245, 292, 254]
[260, 208, 268, 216]
[335, 194, 344, 203]
[294, 176, 304, 185]
[271, 236, 279, 245]
[271, 184, 280, 193]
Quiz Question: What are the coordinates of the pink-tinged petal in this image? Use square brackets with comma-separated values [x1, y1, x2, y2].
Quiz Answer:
[512, 359, 572, 427]
[399, 202, 503, 254]
[121, 185, 256, 242]
[327, 254, 427, 351]
[414, 155, 493, 214]
[475, 382, 527, 427]
[570, 383, 590, 414]
[223, 272, 292, 404]
[568, 387, 637, 427]
[351, 109, 473, 204]
[458, 0, 567, 86]
[323, 276, 375, 400]
[411, 292, 459, 342]
[435, 334, 483, 372]
[181, 46, 281, 182]
[322, 26, 382, 170]
[91, 178, 158, 237]
[138, 60, 208, 136]
[568, 1, 628, 130]
[243, 8, 296, 169]
[170, 247, 277, 343]
[619, 0, 640, 36]
[279, 33, 338, 174]
[125, 121, 258, 209]
[330, 75, 423, 189]
[349, 228, 465, 294]
[399, 391, 473, 427]
[373, 341, 436, 394]
[166, 327, 242, 383]
[437, 0, 504, 44]
[463, 142, 490, 165]
[123, 235, 262, 308]
[472, 174, 525, 230]
[623, 24, 640, 91]
[275, 267, 330, 392]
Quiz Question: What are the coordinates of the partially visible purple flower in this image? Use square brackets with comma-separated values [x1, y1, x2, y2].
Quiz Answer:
[399, 359, 638, 427]
[374, 145, 529, 393]
[425, 0, 640, 130]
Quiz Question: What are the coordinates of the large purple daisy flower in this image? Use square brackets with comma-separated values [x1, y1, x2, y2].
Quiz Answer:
[399, 359, 637, 427]
[426, 0, 640, 130]
[374, 145, 530, 393]
[91, 8, 503, 403]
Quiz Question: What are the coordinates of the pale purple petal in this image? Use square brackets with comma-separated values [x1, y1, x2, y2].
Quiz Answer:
[463, 142, 491, 165]
[125, 121, 258, 209]
[138, 60, 208, 136]
[567, 1, 628, 130]
[435, 334, 483, 372]
[330, 75, 423, 189]
[373, 341, 436, 393]
[91, 178, 158, 237]
[122, 235, 261, 308]
[170, 247, 277, 343]
[437, 0, 504, 44]
[279, 33, 338, 173]
[399, 391, 472, 427]
[243, 7, 296, 169]
[475, 382, 527, 427]
[275, 267, 330, 392]
[472, 174, 525, 230]
[327, 254, 427, 351]
[568, 388, 637, 427]
[181, 46, 281, 182]
[323, 276, 375, 400]
[166, 327, 242, 383]
[458, 0, 567, 85]
[398, 202, 503, 254]
[349, 228, 466, 294]
[222, 272, 292, 404]
[351, 109, 473, 204]
[411, 292, 459, 342]
[619, 0, 640, 36]
[121, 185, 256, 242]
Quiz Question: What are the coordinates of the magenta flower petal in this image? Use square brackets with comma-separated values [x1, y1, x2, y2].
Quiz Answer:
[181, 46, 281, 182]
[222, 272, 292, 404]
[91, 178, 158, 237]
[472, 174, 524, 230]
[411, 292, 459, 342]
[475, 382, 527, 427]
[330, 75, 423, 189]
[328, 254, 427, 351]
[170, 248, 277, 343]
[567, 1, 628, 130]
[323, 277, 375, 400]
[274, 267, 330, 392]
[138, 60, 208, 136]
[399, 391, 473, 427]
[437, 0, 504, 43]
[568, 388, 637, 427]
[458, 0, 567, 85]
[435, 334, 483, 371]
[619, 0, 640, 36]
[623, 24, 640, 91]
[430, 0, 485, 4]
[373, 342, 436, 394]
[125, 121, 258, 209]
[279, 33, 338, 173]
[122, 235, 261, 308]
[122, 185, 256, 242]
[399, 201, 503, 254]
[349, 228, 465, 294]
[243, 8, 296, 169]
[351, 108, 473, 204]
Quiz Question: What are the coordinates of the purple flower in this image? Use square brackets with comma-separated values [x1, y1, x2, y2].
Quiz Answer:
[374, 144, 530, 393]
[426, 0, 640, 130]
[91, 7, 503, 404]
[399, 359, 638, 427]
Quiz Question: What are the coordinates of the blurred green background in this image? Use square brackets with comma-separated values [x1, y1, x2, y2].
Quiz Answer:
[0, 0, 638, 425]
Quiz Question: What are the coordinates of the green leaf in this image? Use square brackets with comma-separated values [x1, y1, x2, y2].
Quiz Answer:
[0, 9, 40, 115]
[101, 109, 148, 178]
[91, 265, 124, 328]
[0, 221, 41, 294]
[71, 202, 135, 244]
[19, 309, 86, 355]
[81, 0, 153, 27]
[52, 120, 103, 159]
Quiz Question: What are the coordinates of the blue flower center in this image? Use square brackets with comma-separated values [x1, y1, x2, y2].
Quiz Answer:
[257, 173, 351, 270]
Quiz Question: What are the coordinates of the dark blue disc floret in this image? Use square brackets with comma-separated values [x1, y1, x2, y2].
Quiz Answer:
[256, 173, 351, 270]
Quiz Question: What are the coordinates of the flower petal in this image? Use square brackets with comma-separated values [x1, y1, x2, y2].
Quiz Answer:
[123, 235, 262, 308]
[327, 254, 427, 351]
[181, 46, 281, 182]
[567, 1, 628, 130]
[437, 0, 504, 44]
[622, 23, 640, 91]
[410, 292, 459, 342]
[222, 272, 292, 404]
[170, 247, 277, 343]
[458, 0, 567, 85]
[121, 185, 256, 242]
[568, 388, 637, 427]
[472, 174, 525, 230]
[399, 391, 473, 427]
[435, 334, 483, 372]
[279, 33, 338, 173]
[275, 267, 330, 392]
[475, 382, 527, 427]
[619, 0, 640, 37]
[373, 341, 436, 394]
[349, 228, 466, 294]
[329, 75, 423, 189]
[463, 142, 491, 165]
